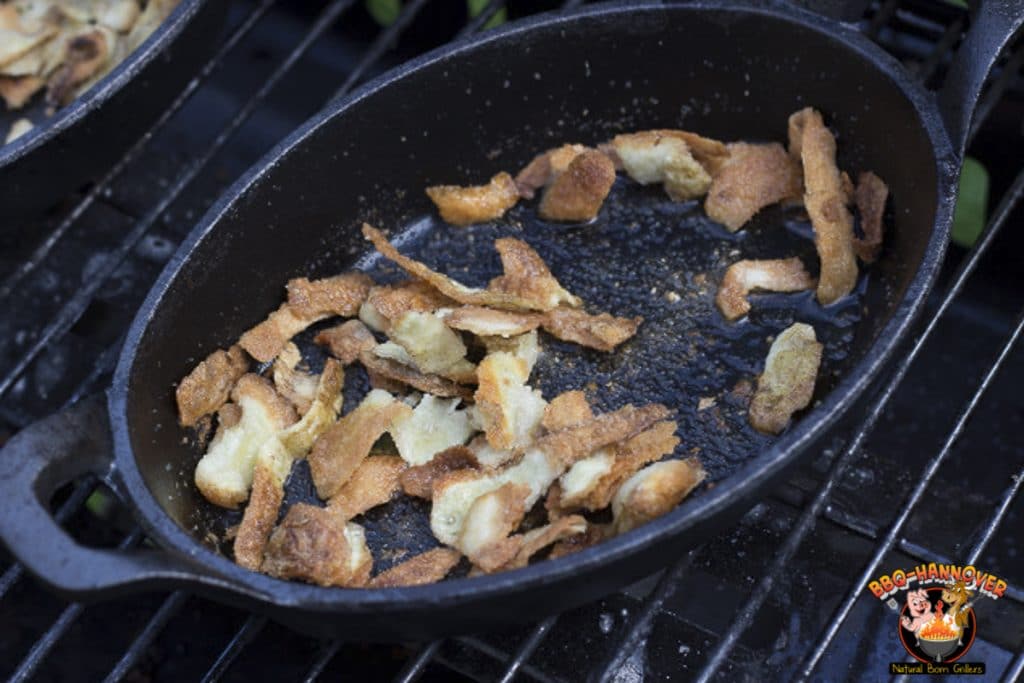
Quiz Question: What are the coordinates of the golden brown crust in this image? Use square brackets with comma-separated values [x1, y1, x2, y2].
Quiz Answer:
[217, 403, 242, 431]
[308, 394, 411, 499]
[496, 515, 588, 571]
[234, 461, 285, 570]
[239, 303, 327, 364]
[286, 272, 373, 319]
[542, 390, 593, 433]
[548, 523, 609, 559]
[459, 482, 531, 571]
[611, 131, 712, 201]
[425, 172, 520, 226]
[715, 257, 815, 322]
[176, 345, 249, 427]
[328, 455, 407, 520]
[789, 108, 858, 304]
[514, 144, 588, 199]
[538, 150, 616, 222]
[541, 307, 642, 352]
[368, 548, 462, 588]
[536, 403, 671, 469]
[314, 319, 378, 365]
[705, 142, 803, 231]
[749, 322, 822, 434]
[365, 280, 455, 329]
[651, 129, 731, 176]
[260, 504, 363, 587]
[272, 343, 318, 415]
[0, 74, 43, 108]
[231, 374, 299, 426]
[612, 458, 705, 534]
[853, 171, 888, 263]
[488, 237, 582, 310]
[474, 352, 545, 450]
[359, 351, 475, 400]
[400, 446, 479, 499]
[443, 306, 543, 338]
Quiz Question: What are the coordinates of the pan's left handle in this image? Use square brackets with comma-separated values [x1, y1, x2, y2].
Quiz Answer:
[0, 394, 204, 599]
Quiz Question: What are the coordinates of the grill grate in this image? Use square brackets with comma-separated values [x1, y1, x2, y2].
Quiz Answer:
[0, 1, 1022, 681]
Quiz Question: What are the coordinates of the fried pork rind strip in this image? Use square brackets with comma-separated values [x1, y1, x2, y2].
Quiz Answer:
[474, 352, 547, 451]
[488, 237, 582, 310]
[493, 515, 588, 571]
[458, 482, 531, 571]
[359, 351, 475, 400]
[480, 330, 540, 374]
[443, 306, 543, 338]
[233, 360, 344, 569]
[789, 107, 858, 305]
[538, 149, 617, 222]
[328, 455, 407, 520]
[853, 171, 888, 263]
[541, 307, 642, 352]
[272, 343, 319, 415]
[286, 272, 373, 319]
[426, 171, 520, 226]
[361, 280, 455, 333]
[515, 143, 587, 198]
[611, 131, 712, 201]
[176, 345, 249, 427]
[314, 319, 377, 365]
[194, 374, 297, 508]
[748, 322, 822, 435]
[368, 547, 462, 588]
[541, 390, 593, 432]
[0, 76, 43, 108]
[705, 142, 803, 231]
[612, 458, 705, 534]
[238, 303, 327, 364]
[400, 446, 478, 499]
[0, 5, 59, 69]
[261, 504, 372, 587]
[307, 389, 411, 499]
[389, 394, 475, 465]
[387, 310, 473, 377]
[715, 257, 815, 322]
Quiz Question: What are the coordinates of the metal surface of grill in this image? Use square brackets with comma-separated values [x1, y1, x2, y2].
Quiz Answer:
[1, 1, 1022, 681]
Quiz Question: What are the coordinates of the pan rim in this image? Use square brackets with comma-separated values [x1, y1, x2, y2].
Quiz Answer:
[111, 0, 956, 612]
[0, 0, 208, 166]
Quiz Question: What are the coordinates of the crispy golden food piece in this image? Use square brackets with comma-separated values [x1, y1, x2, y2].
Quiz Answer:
[651, 129, 731, 176]
[475, 352, 547, 450]
[272, 343, 318, 415]
[233, 360, 344, 569]
[466, 434, 517, 469]
[46, 27, 113, 106]
[715, 257, 815, 322]
[389, 394, 475, 465]
[749, 322, 821, 434]
[261, 504, 372, 587]
[314, 319, 377, 365]
[853, 171, 888, 263]
[175, 345, 249, 427]
[194, 374, 297, 508]
[480, 330, 540, 373]
[542, 390, 593, 433]
[286, 272, 373, 319]
[548, 523, 608, 559]
[612, 131, 711, 201]
[488, 237, 582, 310]
[363, 280, 455, 332]
[360, 351, 475, 400]
[515, 143, 587, 198]
[239, 303, 327, 364]
[400, 446, 479, 499]
[789, 108, 858, 304]
[705, 142, 803, 231]
[495, 515, 588, 571]
[374, 340, 477, 385]
[443, 306, 543, 338]
[458, 482, 531, 571]
[368, 547, 462, 588]
[0, 74, 43, 108]
[535, 402, 671, 469]
[308, 389, 411, 499]
[388, 310, 470, 375]
[612, 458, 705, 534]
[0, 5, 58, 69]
[426, 171, 520, 226]
[328, 455, 407, 520]
[541, 307, 642, 352]
[216, 402, 242, 430]
[538, 149, 616, 222]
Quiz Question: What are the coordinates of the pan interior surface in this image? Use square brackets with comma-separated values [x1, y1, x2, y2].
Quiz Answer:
[118, 4, 942, 584]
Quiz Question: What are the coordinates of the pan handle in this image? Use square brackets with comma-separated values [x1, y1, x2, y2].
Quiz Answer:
[0, 394, 207, 599]
[938, 1, 1024, 154]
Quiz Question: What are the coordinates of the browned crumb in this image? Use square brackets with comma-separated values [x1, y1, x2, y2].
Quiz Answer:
[217, 403, 242, 430]
[365, 280, 455, 329]
[749, 322, 822, 434]
[536, 403, 672, 469]
[368, 548, 462, 588]
[272, 343, 318, 415]
[46, 30, 110, 107]
[239, 303, 327, 364]
[443, 306, 543, 338]
[487, 237, 582, 310]
[715, 257, 815, 321]
[548, 523, 609, 559]
[538, 150, 616, 222]
[705, 142, 803, 231]
[175, 345, 249, 427]
[261, 504, 370, 587]
[515, 144, 588, 198]
[233, 462, 285, 570]
[286, 272, 373, 319]
[400, 446, 479, 500]
[0, 75, 43, 109]
[541, 307, 642, 352]
[613, 458, 706, 534]
[652, 129, 731, 176]
[611, 131, 711, 201]
[496, 515, 588, 570]
[542, 390, 593, 433]
[459, 482, 531, 571]
[314, 319, 377, 365]
[853, 171, 888, 263]
[789, 108, 858, 305]
[474, 352, 544, 450]
[359, 351, 475, 400]
[328, 455, 407, 520]
[544, 481, 565, 521]
[425, 172, 520, 226]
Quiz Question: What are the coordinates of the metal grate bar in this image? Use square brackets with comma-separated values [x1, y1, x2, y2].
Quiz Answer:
[301, 639, 342, 683]
[0, 0, 275, 303]
[1002, 651, 1024, 683]
[9, 528, 145, 683]
[692, 162, 1024, 682]
[457, 0, 507, 38]
[199, 614, 268, 683]
[796, 308, 1024, 680]
[971, 44, 1024, 142]
[498, 617, 557, 683]
[393, 641, 443, 683]
[101, 590, 190, 683]
[453, 636, 562, 683]
[0, 0, 359, 404]
[867, 0, 901, 39]
[594, 551, 699, 683]
[912, 16, 963, 81]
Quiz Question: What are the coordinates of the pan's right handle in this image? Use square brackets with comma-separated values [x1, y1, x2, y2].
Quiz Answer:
[938, 1, 1024, 155]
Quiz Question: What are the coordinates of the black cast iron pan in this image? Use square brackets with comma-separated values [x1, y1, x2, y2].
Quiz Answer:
[1, 0, 1021, 641]
[0, 0, 226, 224]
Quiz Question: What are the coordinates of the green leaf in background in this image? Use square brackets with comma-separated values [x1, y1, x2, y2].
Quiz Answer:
[951, 156, 989, 248]
[944, 0, 968, 8]
[86, 489, 114, 519]
[366, 0, 401, 26]
[467, 0, 507, 29]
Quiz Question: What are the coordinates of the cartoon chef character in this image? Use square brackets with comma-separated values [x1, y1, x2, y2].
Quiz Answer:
[900, 588, 934, 634]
